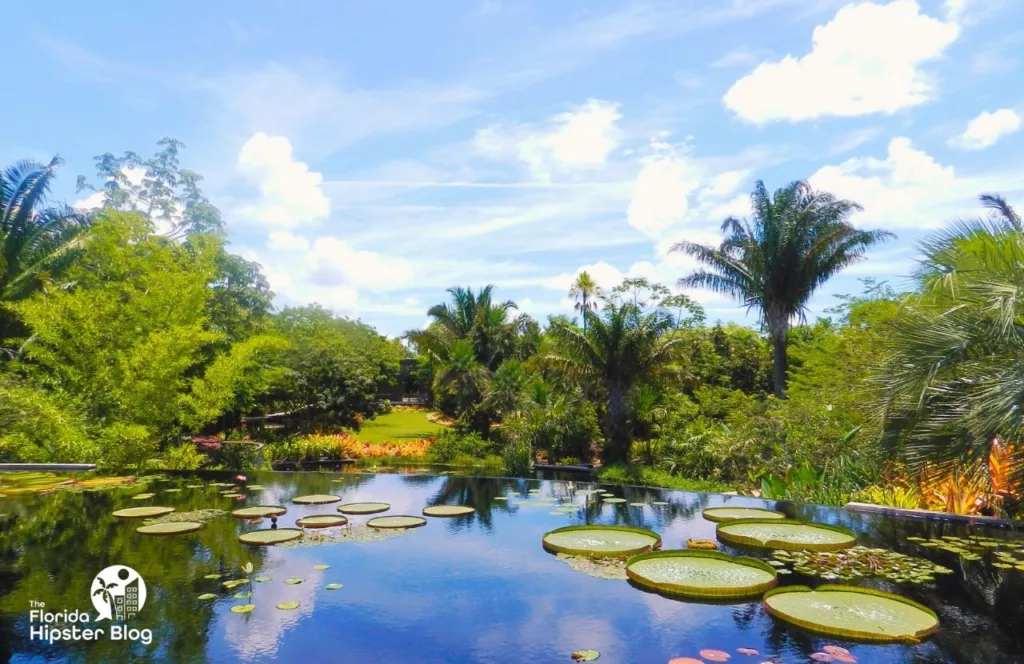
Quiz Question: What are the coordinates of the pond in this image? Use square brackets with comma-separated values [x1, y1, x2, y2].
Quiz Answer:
[1, 471, 1022, 663]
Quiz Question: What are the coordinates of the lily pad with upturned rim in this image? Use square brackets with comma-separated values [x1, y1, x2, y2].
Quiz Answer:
[254, 576, 272, 582]
[113, 506, 175, 519]
[230, 604, 255, 614]
[542, 525, 661, 558]
[313, 564, 330, 571]
[571, 650, 600, 661]
[239, 528, 303, 546]
[198, 593, 216, 600]
[285, 578, 303, 585]
[292, 494, 342, 505]
[233, 591, 252, 600]
[136, 521, 204, 536]
[762, 584, 939, 643]
[325, 583, 343, 590]
[276, 601, 299, 610]
[702, 507, 786, 523]
[717, 519, 856, 551]
[337, 502, 391, 515]
[231, 505, 287, 519]
[423, 505, 475, 517]
[297, 515, 349, 528]
[367, 515, 427, 529]
[131, 493, 155, 500]
[625, 550, 777, 600]
[602, 497, 627, 504]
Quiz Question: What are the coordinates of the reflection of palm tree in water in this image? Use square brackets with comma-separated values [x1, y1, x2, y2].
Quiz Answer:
[93, 577, 118, 615]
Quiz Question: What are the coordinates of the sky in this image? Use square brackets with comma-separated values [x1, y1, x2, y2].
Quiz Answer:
[5, 0, 1024, 337]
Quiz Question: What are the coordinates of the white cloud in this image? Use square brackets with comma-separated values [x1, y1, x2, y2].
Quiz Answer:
[72, 190, 106, 211]
[266, 231, 310, 251]
[627, 139, 701, 237]
[306, 237, 414, 291]
[723, 0, 960, 123]
[948, 109, 1022, 150]
[236, 132, 330, 228]
[474, 99, 622, 179]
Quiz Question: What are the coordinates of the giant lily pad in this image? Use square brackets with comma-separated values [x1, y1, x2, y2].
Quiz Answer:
[367, 515, 427, 529]
[239, 528, 304, 546]
[136, 521, 204, 536]
[625, 550, 777, 600]
[763, 585, 939, 643]
[113, 506, 176, 519]
[423, 505, 474, 517]
[542, 525, 661, 558]
[717, 519, 856, 551]
[230, 604, 255, 614]
[276, 601, 299, 610]
[232, 506, 287, 519]
[292, 494, 341, 505]
[337, 502, 391, 515]
[702, 507, 786, 523]
[297, 515, 348, 528]
[131, 493, 155, 500]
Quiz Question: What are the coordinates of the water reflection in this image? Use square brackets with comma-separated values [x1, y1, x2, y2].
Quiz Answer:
[0, 471, 1021, 663]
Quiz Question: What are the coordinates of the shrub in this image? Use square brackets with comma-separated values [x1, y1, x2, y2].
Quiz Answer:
[162, 443, 208, 471]
[97, 423, 156, 472]
[426, 429, 492, 464]
[502, 439, 533, 476]
[596, 464, 729, 493]
[0, 380, 97, 463]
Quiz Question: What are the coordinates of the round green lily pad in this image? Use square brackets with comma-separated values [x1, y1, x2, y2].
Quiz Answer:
[493, 496, 508, 501]
[164, 488, 182, 493]
[325, 583, 343, 590]
[233, 591, 252, 600]
[542, 525, 661, 558]
[602, 497, 627, 504]
[230, 604, 255, 614]
[285, 578, 303, 585]
[292, 494, 341, 505]
[131, 493, 155, 500]
[254, 576, 272, 582]
[238, 528, 303, 546]
[209, 482, 234, 487]
[204, 574, 221, 580]
[232, 505, 287, 519]
[367, 515, 427, 529]
[222, 579, 249, 589]
[702, 507, 786, 523]
[198, 593, 216, 600]
[297, 515, 349, 528]
[571, 650, 600, 662]
[246, 485, 265, 491]
[136, 521, 204, 536]
[337, 502, 391, 515]
[717, 519, 856, 551]
[221, 493, 242, 498]
[113, 506, 176, 519]
[763, 585, 939, 643]
[276, 601, 299, 610]
[625, 550, 777, 600]
[423, 505, 474, 517]
[186, 484, 205, 489]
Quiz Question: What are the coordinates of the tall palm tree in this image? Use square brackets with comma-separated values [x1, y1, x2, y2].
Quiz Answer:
[1, 157, 91, 340]
[545, 303, 682, 464]
[672, 180, 892, 398]
[872, 194, 1024, 492]
[568, 271, 602, 331]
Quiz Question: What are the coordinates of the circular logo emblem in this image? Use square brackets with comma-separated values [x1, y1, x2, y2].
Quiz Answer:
[90, 565, 147, 621]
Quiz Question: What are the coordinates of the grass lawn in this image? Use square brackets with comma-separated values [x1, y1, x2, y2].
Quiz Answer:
[351, 410, 446, 443]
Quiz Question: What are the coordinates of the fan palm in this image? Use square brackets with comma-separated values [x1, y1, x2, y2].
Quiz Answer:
[545, 303, 682, 464]
[672, 180, 892, 397]
[872, 194, 1024, 493]
[1, 157, 92, 340]
[568, 271, 602, 331]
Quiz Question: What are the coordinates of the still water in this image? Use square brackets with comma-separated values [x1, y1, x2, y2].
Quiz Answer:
[1, 471, 1022, 663]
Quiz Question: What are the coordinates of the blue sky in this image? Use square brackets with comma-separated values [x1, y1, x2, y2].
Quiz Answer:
[5, 0, 1024, 336]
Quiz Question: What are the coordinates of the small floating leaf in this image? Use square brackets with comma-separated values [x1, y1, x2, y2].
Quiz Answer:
[292, 494, 342, 505]
[629, 502, 647, 507]
[493, 496, 508, 501]
[198, 593, 216, 600]
[186, 484, 205, 489]
[246, 485, 265, 491]
[164, 488, 182, 493]
[313, 564, 330, 571]
[221, 493, 242, 498]
[736, 648, 758, 656]
[131, 493, 155, 500]
[276, 601, 299, 610]
[222, 579, 249, 589]
[570, 649, 600, 662]
[230, 604, 255, 614]
[337, 502, 391, 515]
[136, 521, 204, 536]
[233, 591, 252, 599]
[652, 501, 669, 506]
[254, 576, 272, 582]
[204, 574, 221, 580]
[285, 578, 303, 585]
[325, 583, 343, 590]
[423, 505, 474, 517]
[602, 497, 627, 504]
[113, 506, 175, 519]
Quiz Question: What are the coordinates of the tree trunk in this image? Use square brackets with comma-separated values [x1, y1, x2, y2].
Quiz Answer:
[769, 315, 788, 399]
[605, 383, 630, 464]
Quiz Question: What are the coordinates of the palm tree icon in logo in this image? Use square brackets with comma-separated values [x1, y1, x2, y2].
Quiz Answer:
[92, 575, 119, 616]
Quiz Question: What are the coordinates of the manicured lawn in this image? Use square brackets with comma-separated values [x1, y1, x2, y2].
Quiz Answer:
[351, 409, 446, 443]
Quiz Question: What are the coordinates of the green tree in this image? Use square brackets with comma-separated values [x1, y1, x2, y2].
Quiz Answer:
[871, 195, 1024, 485]
[76, 138, 223, 237]
[568, 271, 602, 331]
[545, 302, 682, 463]
[672, 180, 892, 398]
[0, 157, 92, 343]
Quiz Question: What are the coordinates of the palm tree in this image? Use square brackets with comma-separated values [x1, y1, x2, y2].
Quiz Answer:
[545, 303, 682, 464]
[92, 577, 118, 615]
[671, 180, 892, 398]
[1, 157, 92, 341]
[872, 194, 1024, 495]
[568, 271, 602, 331]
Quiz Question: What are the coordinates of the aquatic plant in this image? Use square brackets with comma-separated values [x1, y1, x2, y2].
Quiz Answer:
[701, 507, 785, 523]
[542, 525, 661, 558]
[625, 550, 777, 600]
[336, 502, 390, 515]
[366, 515, 427, 529]
[716, 519, 856, 551]
[239, 528, 303, 546]
[136, 521, 204, 536]
[422, 505, 474, 517]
